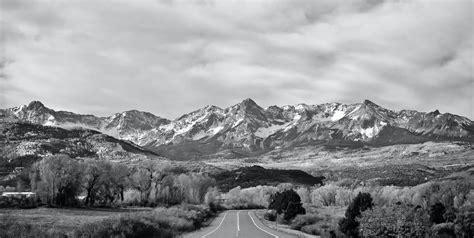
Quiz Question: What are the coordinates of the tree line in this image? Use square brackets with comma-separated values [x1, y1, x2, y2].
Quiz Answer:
[28, 154, 215, 207]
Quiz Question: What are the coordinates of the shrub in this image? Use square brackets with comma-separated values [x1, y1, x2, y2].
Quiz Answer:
[296, 187, 311, 204]
[208, 201, 224, 214]
[309, 183, 360, 207]
[264, 210, 277, 221]
[454, 206, 474, 237]
[431, 223, 455, 237]
[152, 204, 214, 231]
[290, 214, 322, 230]
[339, 217, 359, 237]
[224, 185, 278, 209]
[301, 224, 321, 235]
[73, 215, 174, 238]
[357, 203, 429, 237]
[311, 184, 338, 206]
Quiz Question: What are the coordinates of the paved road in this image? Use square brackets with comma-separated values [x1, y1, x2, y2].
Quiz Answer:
[183, 210, 297, 238]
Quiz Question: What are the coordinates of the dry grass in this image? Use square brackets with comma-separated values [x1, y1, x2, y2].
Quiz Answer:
[0, 205, 216, 237]
[206, 142, 472, 170]
[0, 207, 151, 233]
[205, 142, 473, 186]
[303, 205, 346, 235]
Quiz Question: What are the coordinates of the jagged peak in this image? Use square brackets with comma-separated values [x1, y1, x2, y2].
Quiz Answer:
[204, 105, 222, 112]
[227, 98, 267, 121]
[266, 105, 282, 111]
[27, 100, 46, 109]
[362, 99, 380, 107]
[431, 109, 441, 115]
[240, 98, 259, 107]
[295, 103, 309, 111]
[175, 104, 221, 121]
[122, 109, 152, 115]
[23, 101, 53, 114]
[230, 98, 263, 112]
[117, 110, 168, 121]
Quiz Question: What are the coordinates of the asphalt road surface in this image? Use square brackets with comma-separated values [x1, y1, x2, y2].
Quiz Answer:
[183, 210, 297, 238]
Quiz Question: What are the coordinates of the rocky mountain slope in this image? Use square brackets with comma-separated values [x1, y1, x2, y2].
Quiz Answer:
[0, 121, 164, 186]
[1, 99, 472, 160]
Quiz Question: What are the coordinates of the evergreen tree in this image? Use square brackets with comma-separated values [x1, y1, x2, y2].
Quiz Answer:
[269, 189, 306, 221]
[430, 202, 446, 224]
[339, 192, 373, 237]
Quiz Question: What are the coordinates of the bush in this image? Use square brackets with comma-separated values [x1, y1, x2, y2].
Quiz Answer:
[152, 204, 214, 231]
[290, 214, 322, 230]
[431, 223, 455, 237]
[310, 184, 338, 206]
[208, 201, 224, 214]
[339, 217, 359, 237]
[454, 206, 474, 237]
[75, 205, 216, 237]
[74, 215, 174, 238]
[357, 203, 429, 237]
[224, 185, 278, 209]
[264, 210, 277, 221]
[301, 224, 321, 235]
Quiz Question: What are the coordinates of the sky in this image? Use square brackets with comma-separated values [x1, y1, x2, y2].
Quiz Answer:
[1, 0, 473, 119]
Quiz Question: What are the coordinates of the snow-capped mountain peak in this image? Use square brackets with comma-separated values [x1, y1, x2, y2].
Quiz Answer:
[1, 99, 472, 160]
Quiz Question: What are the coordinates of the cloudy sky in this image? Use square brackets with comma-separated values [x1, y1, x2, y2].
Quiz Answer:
[1, 0, 473, 119]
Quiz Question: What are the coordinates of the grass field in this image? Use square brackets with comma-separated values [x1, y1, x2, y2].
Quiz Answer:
[0, 207, 152, 234]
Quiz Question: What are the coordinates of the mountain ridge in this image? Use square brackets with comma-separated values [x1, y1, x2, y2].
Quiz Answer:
[1, 99, 472, 160]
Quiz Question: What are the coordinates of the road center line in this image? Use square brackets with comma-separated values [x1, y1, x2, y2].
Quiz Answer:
[247, 211, 279, 238]
[202, 212, 228, 238]
[237, 211, 241, 231]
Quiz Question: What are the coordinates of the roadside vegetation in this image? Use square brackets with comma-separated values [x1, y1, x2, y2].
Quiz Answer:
[1, 154, 473, 237]
[0, 154, 221, 238]
[260, 175, 473, 237]
[0, 204, 216, 238]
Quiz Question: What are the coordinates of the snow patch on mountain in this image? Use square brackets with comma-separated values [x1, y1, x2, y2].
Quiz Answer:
[360, 127, 376, 138]
[209, 126, 224, 135]
[192, 131, 207, 140]
[3, 99, 473, 160]
[295, 104, 306, 111]
[233, 118, 244, 128]
[255, 124, 287, 138]
[331, 110, 346, 121]
[293, 114, 302, 121]
[44, 115, 56, 126]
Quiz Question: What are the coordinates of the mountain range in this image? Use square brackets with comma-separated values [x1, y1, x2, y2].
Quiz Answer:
[1, 99, 473, 160]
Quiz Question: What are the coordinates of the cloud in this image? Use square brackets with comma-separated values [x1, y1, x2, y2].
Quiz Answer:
[1, 0, 473, 119]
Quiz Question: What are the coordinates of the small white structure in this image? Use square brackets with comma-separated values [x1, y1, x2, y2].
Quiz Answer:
[1, 192, 37, 198]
